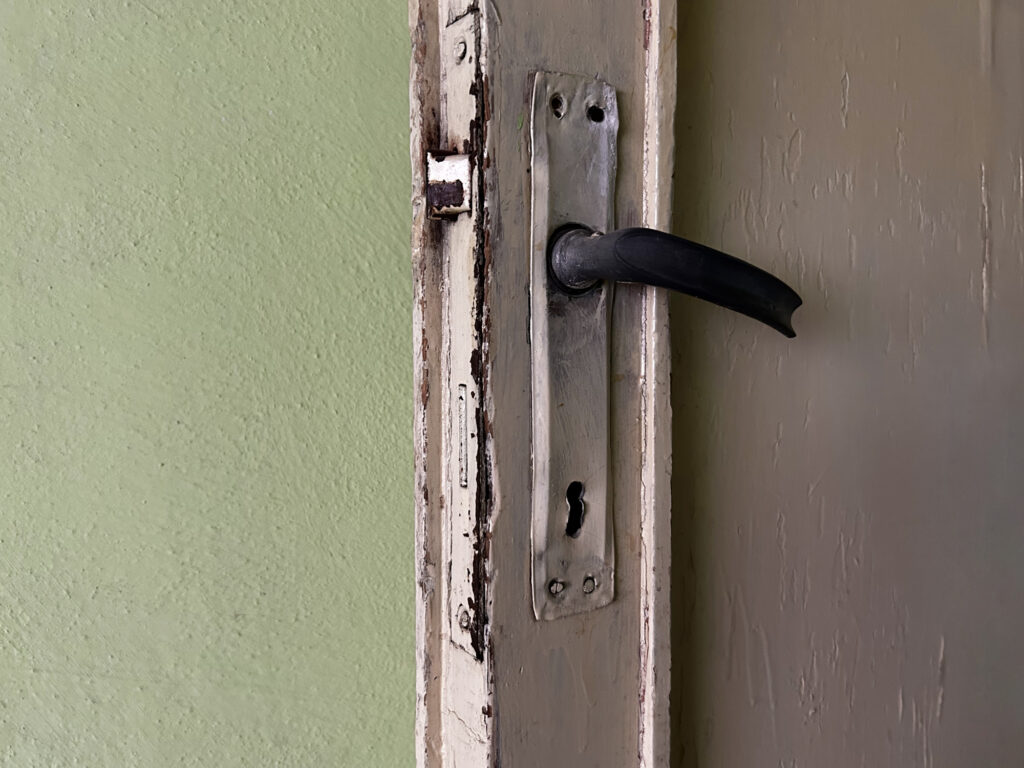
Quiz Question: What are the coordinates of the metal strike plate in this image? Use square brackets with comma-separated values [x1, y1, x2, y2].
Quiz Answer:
[530, 72, 618, 620]
[426, 152, 472, 217]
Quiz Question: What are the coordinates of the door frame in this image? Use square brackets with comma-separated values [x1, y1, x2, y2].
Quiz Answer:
[409, 2, 677, 764]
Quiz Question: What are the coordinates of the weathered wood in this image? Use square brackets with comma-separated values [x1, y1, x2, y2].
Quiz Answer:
[409, 0, 443, 764]
[639, 3, 677, 765]
[410, 2, 676, 764]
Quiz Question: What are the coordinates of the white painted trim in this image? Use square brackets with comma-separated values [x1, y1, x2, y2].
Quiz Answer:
[639, 3, 677, 765]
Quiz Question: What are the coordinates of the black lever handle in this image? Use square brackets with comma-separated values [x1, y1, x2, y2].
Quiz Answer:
[549, 226, 803, 338]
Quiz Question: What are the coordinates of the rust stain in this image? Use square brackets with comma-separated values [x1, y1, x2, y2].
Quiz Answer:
[427, 179, 466, 214]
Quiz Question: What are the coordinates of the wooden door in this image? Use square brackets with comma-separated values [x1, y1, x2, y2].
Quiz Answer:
[671, 1, 1024, 766]
[409, 1, 675, 765]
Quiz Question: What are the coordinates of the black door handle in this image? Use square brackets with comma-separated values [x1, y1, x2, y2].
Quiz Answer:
[549, 226, 803, 338]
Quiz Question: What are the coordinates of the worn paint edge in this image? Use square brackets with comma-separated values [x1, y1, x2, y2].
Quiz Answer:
[428, 2, 497, 765]
[467, 10, 494, 665]
[638, 0, 677, 765]
[466, 6, 497, 761]
[410, 0, 444, 765]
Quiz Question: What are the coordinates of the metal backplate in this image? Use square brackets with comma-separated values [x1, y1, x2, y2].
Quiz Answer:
[530, 72, 618, 620]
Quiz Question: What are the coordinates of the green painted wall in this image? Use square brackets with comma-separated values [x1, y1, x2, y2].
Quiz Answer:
[0, 2, 412, 765]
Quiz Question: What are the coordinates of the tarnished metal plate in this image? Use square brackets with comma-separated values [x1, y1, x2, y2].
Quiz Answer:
[426, 152, 471, 217]
[530, 72, 618, 620]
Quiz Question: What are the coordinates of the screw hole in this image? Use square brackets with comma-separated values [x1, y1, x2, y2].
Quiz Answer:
[565, 481, 585, 538]
[586, 104, 605, 123]
[550, 94, 565, 119]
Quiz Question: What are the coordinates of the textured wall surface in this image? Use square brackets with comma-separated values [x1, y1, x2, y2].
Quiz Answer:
[0, 2, 411, 765]
[671, 0, 1024, 766]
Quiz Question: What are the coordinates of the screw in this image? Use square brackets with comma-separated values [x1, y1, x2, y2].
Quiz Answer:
[548, 579, 565, 596]
[458, 609, 471, 629]
[582, 577, 597, 594]
[550, 93, 565, 119]
[454, 40, 468, 62]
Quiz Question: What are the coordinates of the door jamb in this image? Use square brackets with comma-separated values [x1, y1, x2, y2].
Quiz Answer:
[410, 2, 677, 764]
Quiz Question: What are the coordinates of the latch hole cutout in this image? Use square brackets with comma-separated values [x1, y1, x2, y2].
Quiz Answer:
[550, 93, 565, 119]
[586, 104, 605, 123]
[565, 480, 585, 538]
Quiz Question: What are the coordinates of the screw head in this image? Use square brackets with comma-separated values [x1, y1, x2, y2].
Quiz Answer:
[458, 609, 471, 629]
[454, 39, 468, 62]
[582, 576, 597, 594]
[548, 579, 565, 596]
[550, 93, 565, 119]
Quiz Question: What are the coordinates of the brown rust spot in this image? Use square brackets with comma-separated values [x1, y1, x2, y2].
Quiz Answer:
[427, 179, 466, 214]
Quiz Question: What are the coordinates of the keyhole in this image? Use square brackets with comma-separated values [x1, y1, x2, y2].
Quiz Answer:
[565, 481, 585, 538]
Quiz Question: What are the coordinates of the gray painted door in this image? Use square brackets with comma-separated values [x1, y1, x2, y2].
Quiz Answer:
[671, 1, 1024, 765]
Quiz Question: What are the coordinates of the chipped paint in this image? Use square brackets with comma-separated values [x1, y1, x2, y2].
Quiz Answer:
[413, 2, 494, 765]
[410, 0, 445, 764]
[413, 0, 677, 765]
